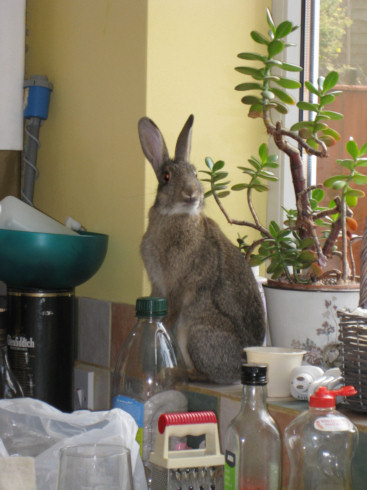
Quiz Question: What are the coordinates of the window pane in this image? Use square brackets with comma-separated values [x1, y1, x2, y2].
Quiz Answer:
[315, 0, 367, 276]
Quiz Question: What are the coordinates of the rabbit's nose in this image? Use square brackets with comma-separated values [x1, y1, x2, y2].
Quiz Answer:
[182, 189, 199, 202]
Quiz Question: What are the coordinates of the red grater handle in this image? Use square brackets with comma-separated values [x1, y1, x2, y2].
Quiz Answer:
[158, 411, 217, 434]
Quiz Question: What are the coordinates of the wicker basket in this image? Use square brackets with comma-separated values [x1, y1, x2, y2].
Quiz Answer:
[338, 310, 367, 412]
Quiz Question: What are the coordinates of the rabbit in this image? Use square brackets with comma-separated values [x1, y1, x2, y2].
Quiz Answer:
[138, 114, 265, 384]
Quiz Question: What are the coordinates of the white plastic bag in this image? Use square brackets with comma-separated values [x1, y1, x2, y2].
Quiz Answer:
[0, 398, 147, 490]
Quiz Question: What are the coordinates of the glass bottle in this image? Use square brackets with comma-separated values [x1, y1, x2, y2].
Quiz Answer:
[285, 386, 359, 490]
[224, 363, 282, 490]
[0, 345, 24, 398]
[111, 297, 187, 487]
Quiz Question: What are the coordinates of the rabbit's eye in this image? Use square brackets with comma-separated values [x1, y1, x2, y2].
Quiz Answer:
[163, 171, 171, 182]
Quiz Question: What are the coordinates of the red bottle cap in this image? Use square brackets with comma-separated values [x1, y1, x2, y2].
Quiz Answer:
[309, 385, 357, 408]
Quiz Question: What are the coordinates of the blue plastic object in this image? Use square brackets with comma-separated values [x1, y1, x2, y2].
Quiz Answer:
[24, 75, 53, 120]
[0, 230, 108, 290]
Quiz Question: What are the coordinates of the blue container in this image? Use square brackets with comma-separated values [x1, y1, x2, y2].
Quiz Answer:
[24, 75, 53, 120]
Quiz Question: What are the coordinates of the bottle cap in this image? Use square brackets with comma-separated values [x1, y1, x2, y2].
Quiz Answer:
[241, 363, 268, 385]
[135, 297, 167, 317]
[309, 385, 358, 408]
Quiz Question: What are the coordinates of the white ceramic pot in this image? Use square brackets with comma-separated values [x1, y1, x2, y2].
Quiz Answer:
[263, 282, 359, 367]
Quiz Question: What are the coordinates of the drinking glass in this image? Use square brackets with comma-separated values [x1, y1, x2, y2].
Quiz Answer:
[56, 444, 133, 490]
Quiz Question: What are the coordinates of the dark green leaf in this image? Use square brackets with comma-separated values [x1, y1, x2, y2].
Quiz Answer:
[247, 157, 261, 169]
[231, 183, 249, 191]
[269, 221, 281, 237]
[217, 191, 230, 198]
[212, 160, 225, 172]
[237, 52, 266, 61]
[252, 184, 269, 192]
[241, 95, 263, 105]
[268, 40, 284, 57]
[275, 20, 293, 39]
[290, 121, 315, 131]
[250, 30, 269, 45]
[235, 66, 264, 80]
[235, 82, 263, 91]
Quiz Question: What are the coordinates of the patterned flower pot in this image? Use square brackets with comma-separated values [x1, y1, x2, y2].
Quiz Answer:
[263, 281, 359, 367]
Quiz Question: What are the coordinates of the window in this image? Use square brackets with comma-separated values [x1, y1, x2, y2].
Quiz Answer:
[269, 0, 367, 274]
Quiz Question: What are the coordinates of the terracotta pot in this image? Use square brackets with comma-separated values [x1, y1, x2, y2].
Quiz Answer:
[263, 281, 360, 367]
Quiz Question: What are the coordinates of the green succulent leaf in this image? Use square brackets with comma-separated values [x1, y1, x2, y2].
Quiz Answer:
[231, 183, 249, 191]
[320, 94, 335, 106]
[266, 9, 276, 33]
[352, 173, 367, 185]
[337, 159, 355, 171]
[250, 30, 269, 45]
[235, 82, 263, 91]
[345, 188, 365, 198]
[269, 87, 295, 104]
[275, 20, 293, 39]
[204, 157, 214, 170]
[268, 40, 284, 57]
[312, 188, 325, 202]
[241, 95, 263, 105]
[305, 81, 320, 96]
[319, 110, 343, 120]
[297, 101, 319, 112]
[324, 175, 349, 187]
[274, 78, 301, 89]
[346, 195, 358, 207]
[235, 66, 264, 80]
[321, 71, 339, 93]
[237, 52, 266, 62]
[212, 160, 225, 172]
[281, 62, 302, 72]
[346, 139, 359, 159]
[258, 143, 268, 162]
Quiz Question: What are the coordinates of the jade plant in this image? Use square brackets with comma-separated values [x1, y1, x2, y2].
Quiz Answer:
[201, 9, 367, 285]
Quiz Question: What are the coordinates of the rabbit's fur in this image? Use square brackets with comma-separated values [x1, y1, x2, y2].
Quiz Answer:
[138, 115, 265, 384]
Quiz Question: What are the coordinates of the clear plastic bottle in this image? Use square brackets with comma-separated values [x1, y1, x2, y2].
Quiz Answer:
[224, 363, 282, 490]
[285, 385, 359, 490]
[111, 297, 188, 487]
[0, 345, 24, 398]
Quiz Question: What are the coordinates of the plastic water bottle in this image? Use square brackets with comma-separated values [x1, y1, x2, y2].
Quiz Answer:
[285, 385, 359, 489]
[224, 363, 282, 489]
[111, 297, 188, 488]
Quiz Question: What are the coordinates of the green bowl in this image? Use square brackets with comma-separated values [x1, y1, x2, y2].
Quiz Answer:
[0, 229, 109, 290]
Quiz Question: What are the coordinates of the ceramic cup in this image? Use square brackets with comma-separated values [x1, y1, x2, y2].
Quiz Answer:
[244, 346, 306, 398]
[56, 444, 133, 490]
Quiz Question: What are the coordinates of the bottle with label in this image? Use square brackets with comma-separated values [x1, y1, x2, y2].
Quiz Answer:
[224, 363, 282, 490]
[111, 297, 188, 488]
[284, 385, 359, 489]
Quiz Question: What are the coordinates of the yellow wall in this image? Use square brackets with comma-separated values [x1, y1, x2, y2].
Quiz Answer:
[25, 0, 270, 304]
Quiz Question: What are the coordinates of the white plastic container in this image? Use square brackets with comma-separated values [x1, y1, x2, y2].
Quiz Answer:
[244, 346, 306, 398]
[0, 196, 77, 235]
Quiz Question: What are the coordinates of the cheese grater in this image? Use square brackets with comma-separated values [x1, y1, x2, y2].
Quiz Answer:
[150, 411, 224, 490]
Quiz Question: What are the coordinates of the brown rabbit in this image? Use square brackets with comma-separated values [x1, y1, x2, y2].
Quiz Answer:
[138, 115, 265, 383]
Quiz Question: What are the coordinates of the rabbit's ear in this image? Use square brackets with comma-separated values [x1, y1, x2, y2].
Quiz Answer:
[138, 117, 170, 177]
[175, 115, 194, 163]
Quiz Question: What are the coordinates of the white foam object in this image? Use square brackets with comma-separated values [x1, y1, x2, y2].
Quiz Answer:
[0, 196, 77, 235]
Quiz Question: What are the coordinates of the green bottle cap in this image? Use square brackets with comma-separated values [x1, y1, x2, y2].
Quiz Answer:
[135, 297, 167, 317]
